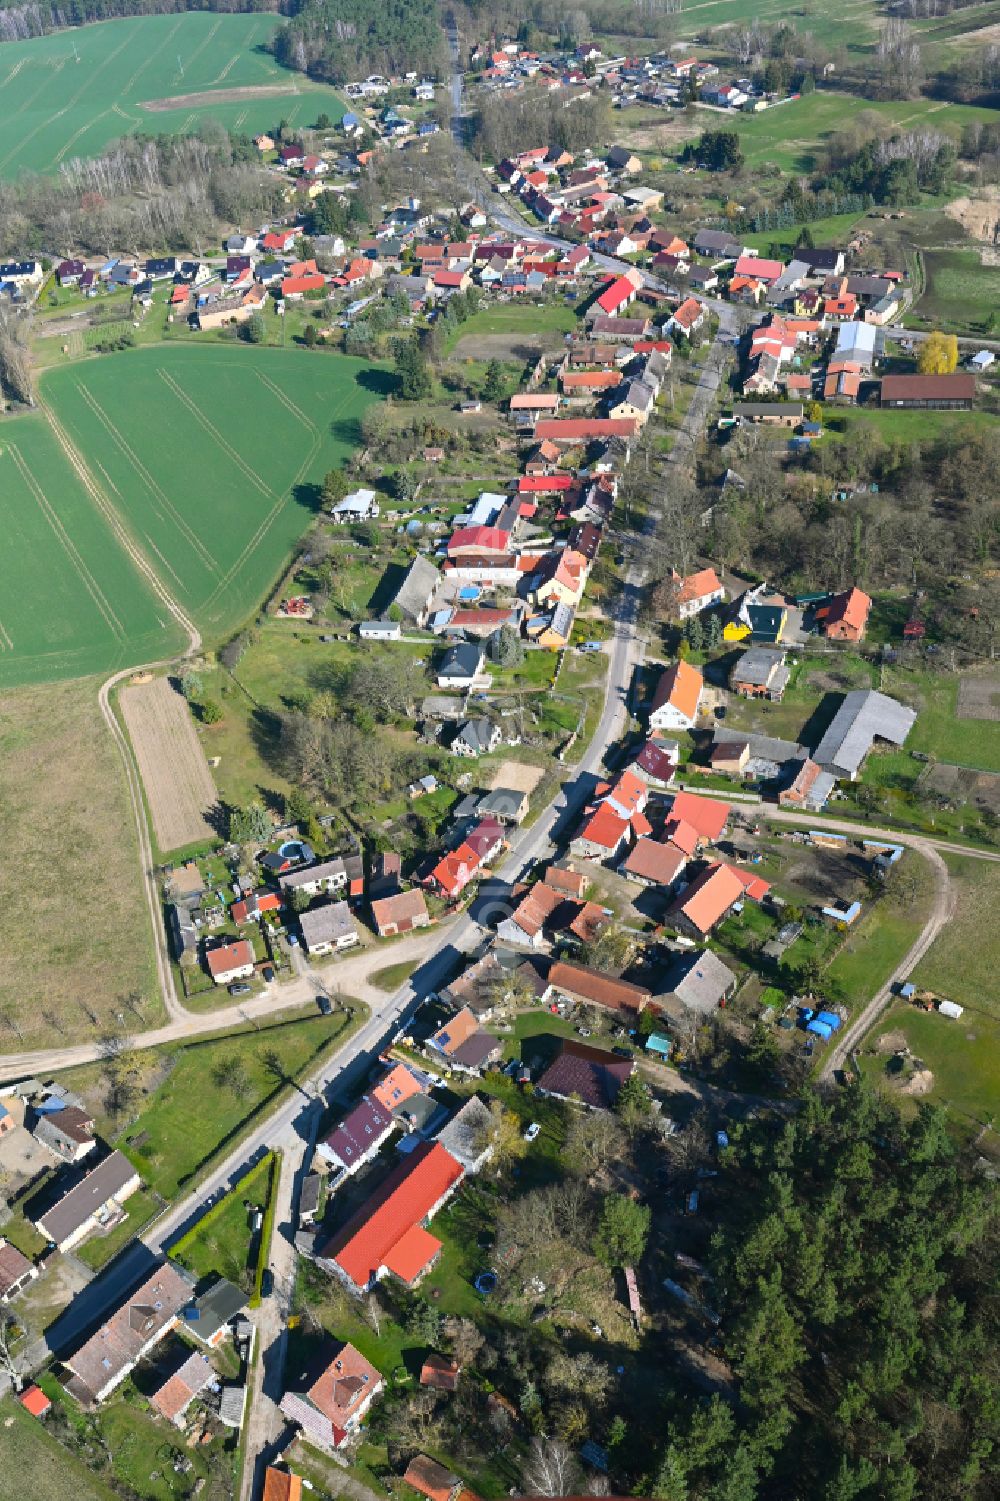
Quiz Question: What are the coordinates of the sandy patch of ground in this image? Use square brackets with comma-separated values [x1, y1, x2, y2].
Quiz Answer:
[900, 1068, 935, 1095]
[140, 82, 300, 112]
[945, 189, 1000, 249]
[119, 675, 218, 851]
[489, 759, 545, 794]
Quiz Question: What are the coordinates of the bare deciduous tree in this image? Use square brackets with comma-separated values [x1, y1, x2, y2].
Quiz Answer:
[522, 1436, 582, 1497]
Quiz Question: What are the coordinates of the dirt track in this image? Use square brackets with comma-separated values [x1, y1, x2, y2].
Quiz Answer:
[140, 83, 300, 112]
[119, 675, 218, 851]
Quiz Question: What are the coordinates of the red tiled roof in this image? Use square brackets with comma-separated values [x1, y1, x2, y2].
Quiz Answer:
[448, 526, 512, 555]
[372, 1063, 425, 1113]
[281, 273, 325, 296]
[677, 566, 722, 605]
[733, 255, 784, 282]
[663, 816, 700, 857]
[206, 940, 254, 978]
[371, 888, 428, 934]
[816, 586, 871, 634]
[305, 1340, 382, 1426]
[322, 1142, 464, 1289]
[19, 1385, 51, 1417]
[577, 800, 630, 850]
[534, 418, 638, 441]
[264, 1469, 304, 1501]
[669, 791, 731, 843]
[546, 960, 651, 1013]
[622, 838, 686, 886]
[519, 473, 574, 492]
[596, 274, 637, 314]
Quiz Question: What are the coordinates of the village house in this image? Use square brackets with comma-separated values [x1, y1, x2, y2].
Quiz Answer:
[662, 948, 737, 1013]
[318, 1096, 396, 1177]
[281, 1341, 383, 1451]
[331, 488, 380, 523]
[668, 790, 732, 846]
[674, 566, 725, 619]
[451, 717, 501, 758]
[34, 1150, 143, 1252]
[205, 939, 255, 986]
[779, 758, 836, 812]
[32, 1104, 96, 1163]
[150, 1351, 214, 1427]
[0, 1239, 38, 1303]
[437, 642, 486, 689]
[670, 862, 770, 938]
[427, 1006, 502, 1074]
[543, 960, 652, 1018]
[391, 555, 440, 627]
[730, 646, 790, 701]
[536, 1040, 635, 1110]
[814, 587, 872, 642]
[299, 901, 358, 956]
[370, 888, 430, 938]
[649, 659, 704, 731]
[633, 734, 680, 788]
[279, 858, 349, 899]
[320, 1141, 465, 1293]
[63, 1262, 193, 1404]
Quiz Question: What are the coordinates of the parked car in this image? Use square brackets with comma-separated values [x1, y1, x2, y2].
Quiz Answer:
[260, 1268, 274, 1297]
[523, 1122, 541, 1142]
[229, 983, 251, 996]
[261, 965, 275, 984]
[316, 994, 333, 1015]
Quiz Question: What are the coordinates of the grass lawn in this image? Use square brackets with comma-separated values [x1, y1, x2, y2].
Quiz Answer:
[76, 1188, 162, 1271]
[917, 247, 1000, 334]
[196, 623, 434, 809]
[0, 412, 185, 688]
[42, 344, 379, 649]
[881, 665, 1000, 772]
[823, 867, 934, 1009]
[59, 1010, 359, 1198]
[0, 676, 162, 1050]
[828, 407, 998, 447]
[0, 1396, 117, 1501]
[912, 854, 1000, 1016]
[716, 649, 876, 748]
[861, 1000, 1000, 1132]
[172, 1154, 274, 1287]
[443, 300, 578, 354]
[369, 960, 420, 992]
[0, 13, 342, 178]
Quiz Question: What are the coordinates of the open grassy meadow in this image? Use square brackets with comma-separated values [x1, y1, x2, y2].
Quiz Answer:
[0, 411, 185, 687]
[0, 12, 341, 178]
[917, 247, 1000, 334]
[861, 1001, 1000, 1137]
[42, 342, 379, 647]
[0, 675, 162, 1049]
[912, 854, 1000, 1016]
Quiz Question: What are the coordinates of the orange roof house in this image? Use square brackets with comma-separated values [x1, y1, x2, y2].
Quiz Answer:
[372, 1063, 426, 1113]
[321, 1142, 465, 1292]
[670, 861, 770, 937]
[675, 566, 724, 619]
[404, 1455, 463, 1501]
[668, 790, 731, 844]
[815, 587, 872, 642]
[264, 1469, 304, 1501]
[19, 1385, 51, 1418]
[649, 659, 704, 730]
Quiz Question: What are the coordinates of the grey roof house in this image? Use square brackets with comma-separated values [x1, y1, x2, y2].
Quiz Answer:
[813, 689, 916, 780]
[34, 1150, 142, 1252]
[299, 900, 358, 956]
[393, 555, 439, 626]
[451, 717, 501, 758]
[661, 948, 737, 1014]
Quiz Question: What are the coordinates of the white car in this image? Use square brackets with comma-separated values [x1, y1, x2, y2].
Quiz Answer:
[523, 1122, 541, 1143]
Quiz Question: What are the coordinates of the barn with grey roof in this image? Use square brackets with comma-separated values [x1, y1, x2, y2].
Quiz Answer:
[812, 689, 916, 780]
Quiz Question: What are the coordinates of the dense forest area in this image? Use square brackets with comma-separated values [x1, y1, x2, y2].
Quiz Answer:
[272, 0, 445, 83]
[652, 1088, 1000, 1501]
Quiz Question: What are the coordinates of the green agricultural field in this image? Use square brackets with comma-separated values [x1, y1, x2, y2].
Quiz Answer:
[0, 412, 184, 688]
[43, 343, 380, 647]
[0, 12, 341, 178]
